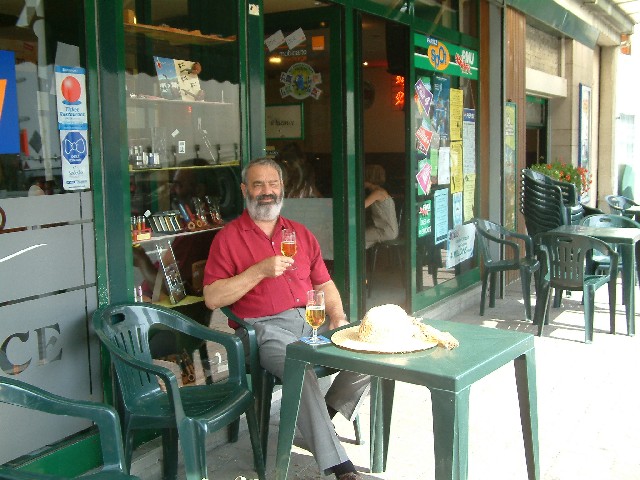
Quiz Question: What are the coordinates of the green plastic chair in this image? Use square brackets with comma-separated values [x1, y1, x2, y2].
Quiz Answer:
[0, 377, 139, 480]
[533, 232, 618, 343]
[93, 303, 265, 480]
[474, 219, 540, 321]
[220, 307, 363, 463]
[605, 194, 638, 218]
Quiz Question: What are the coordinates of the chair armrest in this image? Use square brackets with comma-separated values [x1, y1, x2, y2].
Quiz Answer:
[478, 227, 522, 259]
[0, 377, 127, 473]
[506, 230, 535, 258]
[220, 307, 262, 395]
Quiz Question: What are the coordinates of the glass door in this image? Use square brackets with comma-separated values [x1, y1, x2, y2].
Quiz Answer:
[359, 13, 409, 310]
[264, 0, 341, 275]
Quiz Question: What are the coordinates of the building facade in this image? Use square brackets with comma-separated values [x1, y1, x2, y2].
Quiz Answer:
[0, 0, 636, 474]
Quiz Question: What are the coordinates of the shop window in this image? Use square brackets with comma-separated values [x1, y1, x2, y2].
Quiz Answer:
[413, 33, 478, 294]
[414, 0, 459, 30]
[0, 0, 90, 197]
[123, 0, 243, 305]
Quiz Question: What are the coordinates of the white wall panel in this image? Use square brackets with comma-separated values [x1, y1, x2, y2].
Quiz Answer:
[0, 193, 83, 229]
[0, 289, 98, 464]
[0, 225, 85, 303]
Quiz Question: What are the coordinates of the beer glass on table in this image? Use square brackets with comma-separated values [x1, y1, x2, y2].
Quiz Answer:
[305, 290, 326, 345]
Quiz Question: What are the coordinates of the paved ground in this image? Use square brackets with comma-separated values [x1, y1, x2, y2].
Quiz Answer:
[133, 279, 640, 479]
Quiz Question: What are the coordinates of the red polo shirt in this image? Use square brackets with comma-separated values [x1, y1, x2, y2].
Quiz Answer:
[203, 210, 331, 323]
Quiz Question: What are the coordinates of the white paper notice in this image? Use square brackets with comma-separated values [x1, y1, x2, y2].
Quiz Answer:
[285, 28, 306, 50]
[265, 30, 285, 52]
[463, 108, 476, 174]
[438, 146, 451, 185]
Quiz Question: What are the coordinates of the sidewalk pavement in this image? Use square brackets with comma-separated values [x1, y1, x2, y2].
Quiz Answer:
[134, 280, 640, 480]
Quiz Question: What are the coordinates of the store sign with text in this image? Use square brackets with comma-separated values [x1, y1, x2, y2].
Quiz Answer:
[414, 35, 478, 80]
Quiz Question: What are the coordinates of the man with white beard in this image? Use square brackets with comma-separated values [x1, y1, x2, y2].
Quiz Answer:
[203, 157, 369, 480]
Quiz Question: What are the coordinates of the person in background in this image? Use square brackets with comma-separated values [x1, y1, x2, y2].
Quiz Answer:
[279, 142, 322, 198]
[203, 157, 368, 480]
[364, 164, 398, 249]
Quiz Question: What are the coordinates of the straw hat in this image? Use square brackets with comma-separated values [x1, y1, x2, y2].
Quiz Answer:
[331, 304, 438, 353]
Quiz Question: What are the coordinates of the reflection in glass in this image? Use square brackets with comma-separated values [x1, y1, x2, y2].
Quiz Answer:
[0, 0, 87, 198]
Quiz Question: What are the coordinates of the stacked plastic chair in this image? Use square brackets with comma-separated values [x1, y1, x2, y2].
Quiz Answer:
[521, 168, 584, 237]
[521, 168, 585, 306]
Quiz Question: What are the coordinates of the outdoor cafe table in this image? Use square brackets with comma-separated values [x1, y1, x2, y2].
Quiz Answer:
[275, 319, 540, 480]
[550, 224, 640, 336]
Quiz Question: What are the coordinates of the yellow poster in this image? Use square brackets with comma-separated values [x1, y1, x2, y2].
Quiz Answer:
[449, 88, 463, 141]
[450, 141, 463, 193]
[464, 174, 476, 221]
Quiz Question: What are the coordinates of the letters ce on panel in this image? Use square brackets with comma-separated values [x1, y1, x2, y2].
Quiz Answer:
[266, 103, 304, 140]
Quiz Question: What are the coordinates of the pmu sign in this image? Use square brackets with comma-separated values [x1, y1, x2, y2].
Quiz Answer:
[414, 35, 478, 80]
[0, 50, 20, 154]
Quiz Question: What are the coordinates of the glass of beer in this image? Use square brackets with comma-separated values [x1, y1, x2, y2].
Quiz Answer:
[281, 228, 297, 270]
[305, 290, 325, 344]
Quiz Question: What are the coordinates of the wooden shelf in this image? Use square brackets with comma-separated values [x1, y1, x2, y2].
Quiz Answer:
[134, 225, 223, 246]
[124, 22, 235, 46]
[129, 162, 239, 173]
[127, 96, 233, 107]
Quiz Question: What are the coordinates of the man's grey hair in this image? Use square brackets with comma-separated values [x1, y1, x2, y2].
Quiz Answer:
[241, 157, 283, 184]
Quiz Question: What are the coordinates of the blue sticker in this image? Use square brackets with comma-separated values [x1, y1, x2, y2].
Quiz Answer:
[61, 131, 87, 164]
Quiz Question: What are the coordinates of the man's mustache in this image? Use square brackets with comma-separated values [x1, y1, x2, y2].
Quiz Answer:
[257, 193, 278, 202]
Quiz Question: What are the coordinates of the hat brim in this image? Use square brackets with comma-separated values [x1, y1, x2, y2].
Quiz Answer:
[331, 326, 438, 354]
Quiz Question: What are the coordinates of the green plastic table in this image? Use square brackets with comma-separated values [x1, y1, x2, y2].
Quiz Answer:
[551, 224, 640, 335]
[275, 319, 539, 480]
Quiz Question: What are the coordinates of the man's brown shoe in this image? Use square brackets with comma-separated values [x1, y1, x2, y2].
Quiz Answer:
[336, 473, 362, 480]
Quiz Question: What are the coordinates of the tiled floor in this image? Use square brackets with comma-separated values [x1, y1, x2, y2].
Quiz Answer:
[133, 278, 640, 480]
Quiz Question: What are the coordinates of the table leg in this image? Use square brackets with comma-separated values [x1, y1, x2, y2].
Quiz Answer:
[275, 357, 306, 480]
[514, 350, 540, 480]
[430, 386, 470, 480]
[621, 244, 636, 336]
[369, 378, 394, 473]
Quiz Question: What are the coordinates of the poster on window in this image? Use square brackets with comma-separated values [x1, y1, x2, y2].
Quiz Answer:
[449, 88, 463, 141]
[434, 188, 449, 245]
[463, 174, 476, 221]
[55, 65, 90, 190]
[55, 65, 88, 130]
[450, 142, 463, 193]
[445, 222, 475, 269]
[432, 76, 450, 145]
[60, 130, 90, 190]
[418, 200, 432, 237]
[416, 160, 432, 195]
[437, 146, 450, 184]
[462, 109, 476, 175]
[452, 191, 462, 227]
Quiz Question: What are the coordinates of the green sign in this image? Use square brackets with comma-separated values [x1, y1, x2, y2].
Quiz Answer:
[414, 35, 478, 80]
[418, 201, 432, 238]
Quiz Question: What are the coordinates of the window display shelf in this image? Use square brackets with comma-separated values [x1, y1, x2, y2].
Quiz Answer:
[127, 95, 233, 107]
[134, 225, 223, 246]
[129, 162, 239, 173]
[124, 22, 235, 46]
